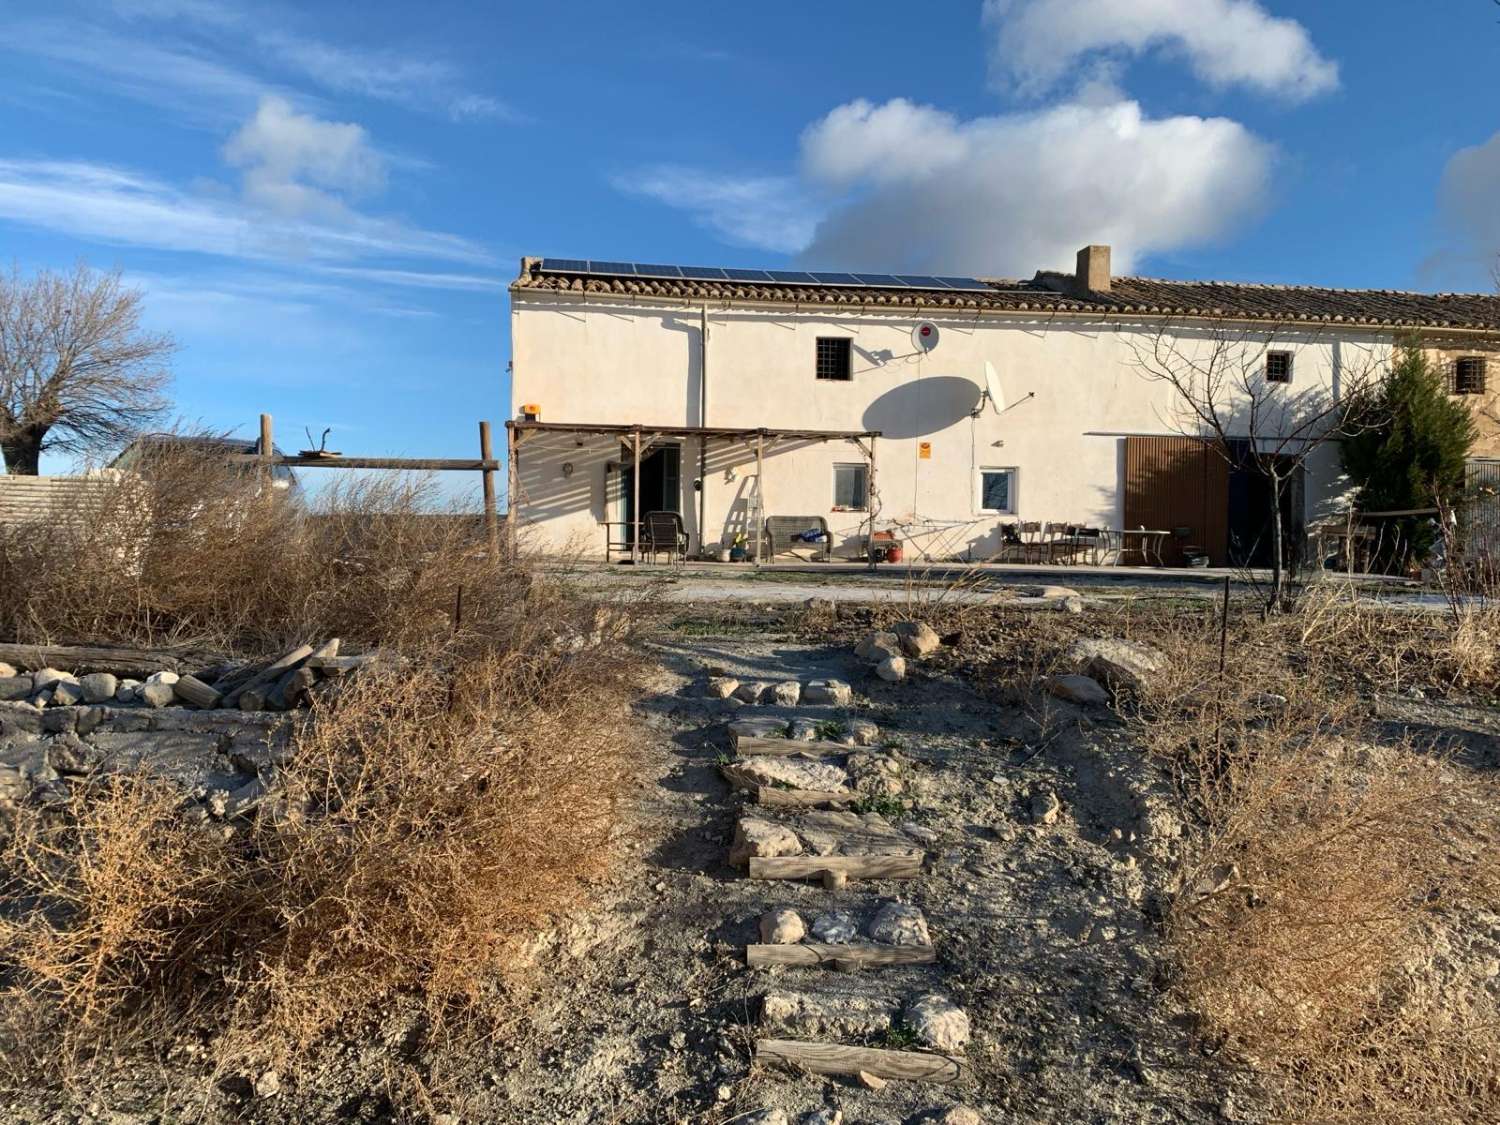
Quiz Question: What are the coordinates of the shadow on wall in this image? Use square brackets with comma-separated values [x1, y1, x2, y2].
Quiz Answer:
[862, 376, 983, 439]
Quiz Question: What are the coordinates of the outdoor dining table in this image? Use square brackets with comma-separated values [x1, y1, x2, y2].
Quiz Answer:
[1113, 528, 1171, 567]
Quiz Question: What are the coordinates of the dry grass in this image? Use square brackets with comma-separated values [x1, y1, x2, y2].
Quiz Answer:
[0, 446, 643, 1085]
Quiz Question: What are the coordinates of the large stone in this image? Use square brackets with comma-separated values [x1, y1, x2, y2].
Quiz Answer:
[847, 718, 880, 746]
[75, 706, 106, 736]
[78, 672, 118, 704]
[875, 656, 906, 683]
[1066, 638, 1164, 695]
[140, 680, 177, 709]
[146, 670, 181, 687]
[803, 679, 852, 706]
[50, 680, 84, 707]
[40, 708, 77, 734]
[772, 681, 802, 706]
[868, 902, 931, 946]
[759, 907, 806, 944]
[729, 717, 791, 744]
[91, 731, 241, 789]
[0, 676, 34, 702]
[762, 989, 900, 1038]
[737, 756, 848, 793]
[1029, 788, 1061, 825]
[0, 766, 26, 806]
[810, 910, 859, 943]
[854, 632, 902, 663]
[115, 679, 142, 703]
[0, 662, 14, 678]
[927, 1109, 982, 1125]
[905, 994, 970, 1052]
[1045, 674, 1108, 705]
[729, 817, 803, 867]
[46, 733, 102, 774]
[738, 1111, 788, 1125]
[787, 718, 819, 742]
[893, 621, 941, 658]
[802, 1111, 842, 1125]
[734, 681, 772, 704]
[706, 676, 739, 699]
[32, 669, 78, 693]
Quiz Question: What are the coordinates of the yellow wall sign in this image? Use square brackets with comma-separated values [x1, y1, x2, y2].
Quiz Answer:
[918, 441, 932, 460]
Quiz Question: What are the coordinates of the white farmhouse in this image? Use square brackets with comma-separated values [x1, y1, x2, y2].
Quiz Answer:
[506, 246, 1500, 565]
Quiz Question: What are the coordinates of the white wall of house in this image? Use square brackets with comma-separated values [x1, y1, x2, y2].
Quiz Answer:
[508, 290, 1393, 561]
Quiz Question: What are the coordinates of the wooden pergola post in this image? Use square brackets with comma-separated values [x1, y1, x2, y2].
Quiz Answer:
[479, 420, 498, 561]
[753, 432, 765, 563]
[631, 428, 642, 565]
[862, 435, 878, 569]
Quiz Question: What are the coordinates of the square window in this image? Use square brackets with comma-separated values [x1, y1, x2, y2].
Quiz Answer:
[1265, 351, 1293, 384]
[1455, 356, 1487, 395]
[977, 467, 1017, 514]
[833, 463, 867, 509]
[816, 337, 852, 381]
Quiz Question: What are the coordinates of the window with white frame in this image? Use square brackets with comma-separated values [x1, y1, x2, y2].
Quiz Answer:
[832, 463, 868, 510]
[977, 467, 1017, 514]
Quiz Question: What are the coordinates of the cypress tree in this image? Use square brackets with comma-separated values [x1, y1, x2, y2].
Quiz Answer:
[1340, 335, 1476, 566]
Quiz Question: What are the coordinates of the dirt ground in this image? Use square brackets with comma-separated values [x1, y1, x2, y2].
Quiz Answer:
[6, 587, 1499, 1124]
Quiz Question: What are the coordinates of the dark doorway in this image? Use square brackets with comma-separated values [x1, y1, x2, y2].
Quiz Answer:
[1226, 441, 1304, 568]
[623, 443, 681, 542]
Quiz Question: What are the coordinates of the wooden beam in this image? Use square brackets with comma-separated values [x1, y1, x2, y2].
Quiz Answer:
[754, 1039, 964, 1084]
[754, 432, 765, 563]
[746, 942, 936, 968]
[480, 420, 499, 560]
[748, 855, 923, 881]
[259, 413, 273, 459]
[0, 643, 207, 678]
[734, 736, 836, 758]
[506, 420, 519, 556]
[631, 429, 642, 565]
[757, 786, 857, 808]
[223, 642, 316, 708]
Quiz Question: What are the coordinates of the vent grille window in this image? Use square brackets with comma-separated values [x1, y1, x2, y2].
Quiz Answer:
[815, 337, 852, 381]
[1265, 351, 1293, 384]
[1455, 356, 1487, 395]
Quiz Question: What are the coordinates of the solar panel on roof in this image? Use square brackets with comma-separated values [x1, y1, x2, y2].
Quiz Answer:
[723, 268, 775, 282]
[634, 263, 684, 278]
[540, 258, 588, 273]
[810, 272, 863, 285]
[852, 274, 904, 286]
[589, 261, 637, 276]
[895, 275, 947, 288]
[935, 276, 992, 291]
[765, 270, 818, 284]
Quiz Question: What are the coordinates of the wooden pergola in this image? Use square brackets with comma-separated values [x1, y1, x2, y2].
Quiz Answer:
[504, 421, 880, 563]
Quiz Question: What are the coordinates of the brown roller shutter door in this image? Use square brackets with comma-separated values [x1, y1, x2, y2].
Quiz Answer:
[1123, 436, 1228, 566]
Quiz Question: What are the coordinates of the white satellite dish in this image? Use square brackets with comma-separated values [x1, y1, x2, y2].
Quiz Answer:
[982, 360, 1005, 414]
[912, 321, 939, 353]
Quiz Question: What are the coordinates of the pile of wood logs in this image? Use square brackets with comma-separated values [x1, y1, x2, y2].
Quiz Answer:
[192, 640, 377, 712]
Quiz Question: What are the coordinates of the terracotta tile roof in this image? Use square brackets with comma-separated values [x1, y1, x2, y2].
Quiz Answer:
[512, 259, 1500, 332]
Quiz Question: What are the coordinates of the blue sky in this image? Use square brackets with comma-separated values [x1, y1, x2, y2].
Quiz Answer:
[4, 0, 1500, 488]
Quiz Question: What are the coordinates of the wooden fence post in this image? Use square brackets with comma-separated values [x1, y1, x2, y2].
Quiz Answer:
[479, 420, 499, 560]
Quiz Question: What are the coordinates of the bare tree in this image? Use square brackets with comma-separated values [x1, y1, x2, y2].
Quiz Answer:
[0, 263, 174, 474]
[1130, 321, 1380, 612]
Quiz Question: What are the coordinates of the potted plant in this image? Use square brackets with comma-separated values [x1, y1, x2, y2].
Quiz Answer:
[728, 532, 749, 562]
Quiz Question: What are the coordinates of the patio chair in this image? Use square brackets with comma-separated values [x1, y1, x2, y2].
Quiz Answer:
[763, 515, 833, 562]
[1018, 521, 1049, 563]
[995, 521, 1025, 562]
[640, 510, 689, 564]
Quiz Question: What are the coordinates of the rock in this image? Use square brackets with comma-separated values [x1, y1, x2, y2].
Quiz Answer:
[1029, 789, 1061, 825]
[0, 766, 27, 806]
[33, 669, 79, 693]
[1018, 584, 1078, 599]
[77, 672, 119, 704]
[29, 690, 52, 708]
[772, 681, 802, 706]
[1044, 673, 1108, 705]
[762, 990, 901, 1038]
[905, 994, 970, 1052]
[1066, 638, 1163, 695]
[810, 911, 859, 943]
[253, 1070, 280, 1098]
[804, 596, 835, 613]
[116, 679, 141, 703]
[822, 868, 848, 891]
[875, 656, 906, 683]
[929, 1109, 982, 1125]
[146, 670, 180, 687]
[730, 717, 792, 743]
[736, 756, 848, 793]
[50, 680, 84, 706]
[738, 1111, 788, 1125]
[0, 662, 13, 678]
[787, 718, 819, 741]
[1058, 596, 1084, 615]
[729, 817, 804, 867]
[803, 679, 852, 706]
[0, 675, 33, 701]
[868, 902, 931, 946]
[41, 707, 78, 734]
[847, 719, 880, 746]
[802, 1111, 842, 1125]
[858, 1071, 887, 1091]
[902, 822, 938, 842]
[734, 681, 772, 704]
[706, 676, 740, 699]
[892, 620, 941, 658]
[854, 632, 902, 663]
[759, 907, 806, 944]
[140, 680, 177, 708]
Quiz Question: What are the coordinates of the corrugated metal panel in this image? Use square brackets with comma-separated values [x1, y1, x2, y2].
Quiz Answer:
[1463, 459, 1500, 558]
[1123, 436, 1228, 565]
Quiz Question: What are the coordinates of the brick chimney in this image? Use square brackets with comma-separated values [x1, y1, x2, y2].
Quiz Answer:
[1072, 244, 1111, 296]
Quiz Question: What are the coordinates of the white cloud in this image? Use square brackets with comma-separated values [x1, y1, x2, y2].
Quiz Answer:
[620, 95, 1274, 276]
[1439, 129, 1500, 269]
[612, 167, 819, 255]
[0, 157, 491, 267]
[224, 96, 385, 218]
[984, 0, 1338, 102]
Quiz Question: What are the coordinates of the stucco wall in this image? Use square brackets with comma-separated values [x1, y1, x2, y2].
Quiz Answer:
[509, 291, 1394, 561]
[1424, 338, 1500, 458]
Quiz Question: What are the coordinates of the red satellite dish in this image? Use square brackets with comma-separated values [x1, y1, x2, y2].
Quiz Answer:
[912, 321, 940, 352]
